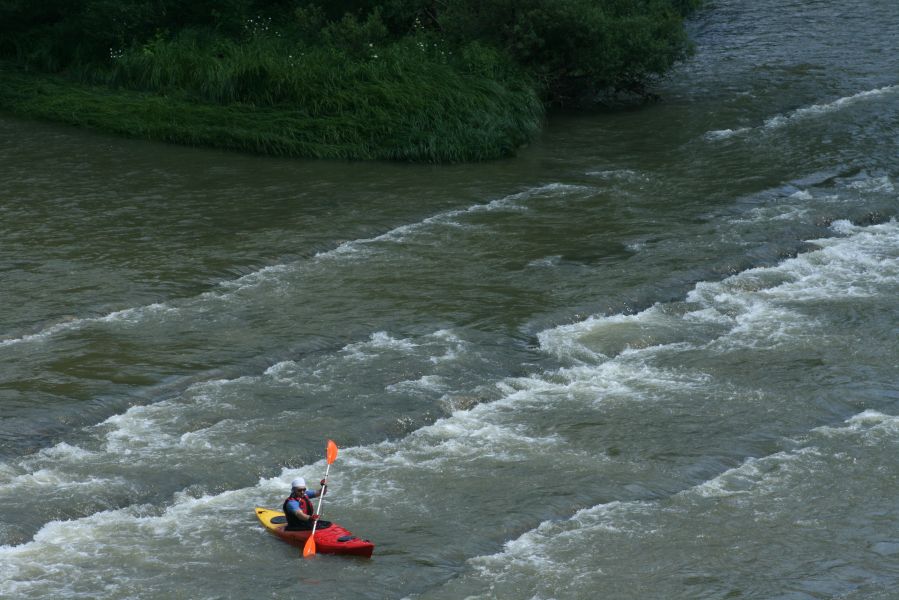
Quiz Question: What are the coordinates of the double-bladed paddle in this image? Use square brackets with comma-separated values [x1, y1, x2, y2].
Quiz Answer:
[303, 440, 339, 557]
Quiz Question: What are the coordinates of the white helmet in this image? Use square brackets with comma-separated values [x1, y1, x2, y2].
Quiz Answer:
[290, 478, 306, 489]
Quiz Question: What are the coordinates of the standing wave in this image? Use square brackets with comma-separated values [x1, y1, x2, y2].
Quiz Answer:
[703, 84, 899, 139]
[0, 183, 591, 349]
[1, 219, 895, 598]
[425, 411, 899, 600]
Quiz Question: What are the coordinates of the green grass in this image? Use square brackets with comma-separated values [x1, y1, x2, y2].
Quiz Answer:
[0, 37, 544, 162]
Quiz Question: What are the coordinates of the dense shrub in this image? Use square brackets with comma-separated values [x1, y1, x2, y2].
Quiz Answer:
[0, 29, 542, 161]
[0, 0, 698, 102]
[433, 0, 696, 103]
[0, 0, 700, 161]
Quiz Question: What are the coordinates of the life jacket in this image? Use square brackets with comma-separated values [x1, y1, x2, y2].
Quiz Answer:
[283, 494, 315, 530]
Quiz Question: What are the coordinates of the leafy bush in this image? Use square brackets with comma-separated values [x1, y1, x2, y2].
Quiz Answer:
[435, 0, 695, 103]
[0, 0, 698, 102]
[45, 28, 542, 161]
[0, 0, 700, 161]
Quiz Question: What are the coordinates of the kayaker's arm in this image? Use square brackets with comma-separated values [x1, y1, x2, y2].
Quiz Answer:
[306, 479, 328, 499]
[285, 498, 318, 522]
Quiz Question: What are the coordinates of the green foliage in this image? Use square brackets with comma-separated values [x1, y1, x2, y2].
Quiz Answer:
[0, 0, 700, 161]
[0, 0, 256, 70]
[0, 0, 698, 101]
[320, 9, 391, 56]
[435, 0, 695, 103]
[0, 31, 542, 162]
[669, 0, 703, 16]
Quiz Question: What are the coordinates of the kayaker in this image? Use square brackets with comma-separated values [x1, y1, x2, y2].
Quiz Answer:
[283, 477, 330, 530]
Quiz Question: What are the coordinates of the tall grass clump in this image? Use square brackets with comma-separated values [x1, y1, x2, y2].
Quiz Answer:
[2, 28, 542, 162]
[0, 1, 700, 162]
[99, 27, 543, 161]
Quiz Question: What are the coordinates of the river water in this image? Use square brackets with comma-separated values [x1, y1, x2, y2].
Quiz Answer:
[1, 1, 898, 598]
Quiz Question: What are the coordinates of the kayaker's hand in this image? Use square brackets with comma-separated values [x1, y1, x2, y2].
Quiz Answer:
[320, 479, 327, 487]
[311, 514, 320, 522]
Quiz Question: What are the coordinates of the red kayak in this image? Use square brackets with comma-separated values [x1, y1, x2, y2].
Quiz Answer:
[254, 507, 374, 558]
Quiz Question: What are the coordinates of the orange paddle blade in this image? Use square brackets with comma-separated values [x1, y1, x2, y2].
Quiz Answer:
[326, 440, 338, 464]
[303, 534, 316, 557]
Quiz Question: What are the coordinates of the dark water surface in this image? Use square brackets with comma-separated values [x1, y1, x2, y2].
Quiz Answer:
[1, 1, 898, 598]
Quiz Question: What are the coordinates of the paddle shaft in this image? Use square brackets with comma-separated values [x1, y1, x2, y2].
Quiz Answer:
[308, 461, 331, 538]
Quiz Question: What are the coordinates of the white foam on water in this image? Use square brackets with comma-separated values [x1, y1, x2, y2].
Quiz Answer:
[386, 374, 447, 394]
[177, 419, 253, 453]
[703, 85, 899, 140]
[266, 330, 446, 391]
[461, 435, 857, 591]
[736, 204, 812, 224]
[703, 126, 752, 140]
[625, 240, 646, 252]
[428, 330, 468, 363]
[429, 346, 458, 364]
[293, 338, 705, 509]
[846, 175, 895, 193]
[4, 219, 897, 595]
[0, 444, 108, 492]
[0, 462, 16, 481]
[682, 219, 899, 348]
[86, 376, 251, 462]
[12, 402, 888, 598]
[813, 410, 899, 440]
[261, 360, 295, 377]
[593, 353, 709, 391]
[536, 315, 613, 363]
[0, 346, 842, 595]
[260, 359, 334, 392]
[0, 302, 177, 349]
[337, 329, 472, 367]
[830, 218, 856, 235]
[725, 177, 856, 227]
[314, 182, 591, 262]
[690, 446, 822, 499]
[406, 415, 559, 469]
[5, 469, 126, 492]
[537, 304, 696, 364]
[0, 327, 691, 581]
[430, 329, 461, 343]
[0, 487, 257, 597]
[18, 220, 896, 487]
[342, 331, 419, 361]
[464, 499, 657, 592]
[102, 407, 180, 455]
[763, 85, 899, 130]
[465, 405, 899, 586]
[697, 291, 807, 348]
[0, 417, 561, 596]
[97, 303, 178, 325]
[2, 325, 475, 505]
[493, 355, 711, 415]
[0, 504, 144, 593]
[213, 262, 292, 292]
[584, 169, 648, 182]
[106, 329, 463, 474]
[335, 392, 564, 479]
[845, 410, 899, 427]
[27, 442, 97, 464]
[1, 184, 588, 348]
[0, 319, 78, 347]
[526, 255, 562, 268]
[790, 189, 814, 201]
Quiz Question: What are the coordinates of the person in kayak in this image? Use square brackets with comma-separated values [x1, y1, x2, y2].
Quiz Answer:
[283, 477, 331, 530]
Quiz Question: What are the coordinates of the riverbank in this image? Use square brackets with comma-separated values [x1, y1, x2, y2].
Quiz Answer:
[0, 2, 697, 162]
[0, 59, 542, 162]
